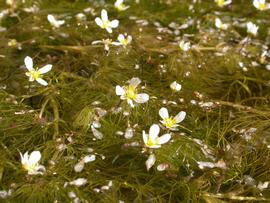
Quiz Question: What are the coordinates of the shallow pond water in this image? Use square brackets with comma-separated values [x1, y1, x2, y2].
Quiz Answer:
[0, 0, 270, 202]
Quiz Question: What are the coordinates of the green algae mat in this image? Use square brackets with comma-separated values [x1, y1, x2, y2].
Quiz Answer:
[0, 0, 270, 202]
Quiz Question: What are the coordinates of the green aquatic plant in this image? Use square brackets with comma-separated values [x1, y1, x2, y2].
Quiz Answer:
[0, 0, 270, 202]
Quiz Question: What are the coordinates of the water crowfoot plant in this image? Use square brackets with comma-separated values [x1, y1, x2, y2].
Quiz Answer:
[19, 151, 45, 175]
[24, 56, 52, 86]
[95, 9, 119, 33]
[1, 0, 270, 202]
[159, 107, 186, 131]
[142, 124, 171, 149]
[253, 0, 270, 10]
[116, 77, 149, 108]
[114, 0, 130, 11]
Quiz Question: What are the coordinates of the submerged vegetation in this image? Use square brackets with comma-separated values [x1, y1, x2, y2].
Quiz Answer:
[0, 0, 270, 202]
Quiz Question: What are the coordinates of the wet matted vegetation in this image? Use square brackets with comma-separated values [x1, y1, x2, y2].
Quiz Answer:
[0, 0, 270, 202]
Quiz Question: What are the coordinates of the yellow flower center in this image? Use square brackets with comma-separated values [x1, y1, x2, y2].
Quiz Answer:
[163, 117, 176, 129]
[259, 3, 265, 10]
[125, 86, 137, 100]
[146, 138, 158, 147]
[117, 3, 126, 11]
[120, 38, 129, 46]
[23, 163, 38, 172]
[29, 70, 41, 80]
[103, 20, 110, 28]
[217, 0, 224, 7]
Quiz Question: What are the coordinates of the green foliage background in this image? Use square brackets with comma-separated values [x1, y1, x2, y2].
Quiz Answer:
[0, 0, 270, 202]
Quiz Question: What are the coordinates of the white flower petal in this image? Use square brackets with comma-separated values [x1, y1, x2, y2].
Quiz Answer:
[109, 20, 119, 28]
[106, 27, 113, 33]
[101, 9, 108, 22]
[174, 111, 186, 123]
[157, 133, 171, 145]
[95, 17, 103, 28]
[20, 152, 28, 165]
[159, 107, 169, 119]
[118, 34, 125, 42]
[47, 14, 56, 24]
[112, 42, 121, 46]
[149, 124, 160, 141]
[28, 151, 41, 165]
[127, 99, 135, 107]
[215, 18, 221, 28]
[142, 130, 148, 145]
[24, 56, 34, 71]
[36, 78, 48, 86]
[116, 85, 125, 96]
[253, 0, 260, 9]
[115, 0, 123, 6]
[129, 77, 141, 87]
[38, 64, 52, 74]
[127, 35, 132, 43]
[134, 93, 149, 103]
[146, 154, 156, 171]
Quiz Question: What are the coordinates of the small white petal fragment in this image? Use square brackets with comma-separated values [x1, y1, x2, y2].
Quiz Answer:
[157, 163, 169, 171]
[69, 178, 88, 187]
[170, 81, 182, 92]
[146, 154, 156, 171]
[179, 40, 191, 51]
[124, 127, 134, 139]
[247, 22, 259, 36]
[83, 154, 96, 163]
[47, 14, 65, 28]
[114, 0, 130, 11]
[215, 18, 229, 30]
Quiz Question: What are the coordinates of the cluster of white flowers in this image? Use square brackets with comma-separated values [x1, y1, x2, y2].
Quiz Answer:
[94, 1, 132, 51]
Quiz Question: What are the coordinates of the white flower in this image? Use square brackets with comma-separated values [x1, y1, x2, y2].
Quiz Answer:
[214, 0, 232, 7]
[159, 107, 186, 130]
[114, 0, 130, 11]
[95, 9, 119, 33]
[112, 34, 132, 47]
[92, 39, 114, 51]
[145, 154, 156, 171]
[47, 14, 65, 28]
[253, 0, 270, 10]
[247, 22, 259, 36]
[179, 40, 190, 51]
[170, 81, 182, 92]
[116, 77, 149, 108]
[215, 18, 229, 30]
[24, 56, 52, 86]
[20, 151, 45, 175]
[142, 124, 171, 148]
